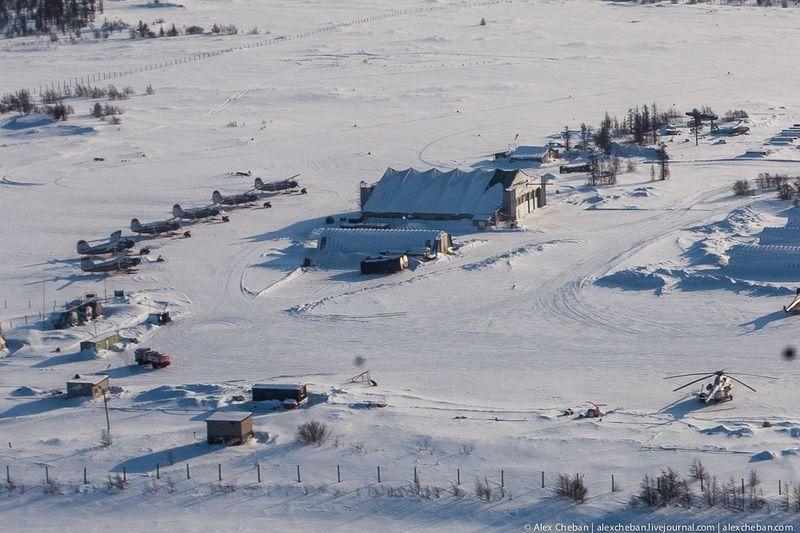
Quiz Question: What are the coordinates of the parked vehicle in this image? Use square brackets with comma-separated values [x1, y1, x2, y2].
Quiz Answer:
[134, 347, 171, 369]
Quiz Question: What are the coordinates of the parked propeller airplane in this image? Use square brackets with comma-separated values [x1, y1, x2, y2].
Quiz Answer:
[254, 174, 300, 193]
[80, 255, 141, 273]
[665, 370, 775, 403]
[172, 204, 221, 220]
[77, 230, 135, 255]
[212, 190, 259, 206]
[131, 218, 181, 235]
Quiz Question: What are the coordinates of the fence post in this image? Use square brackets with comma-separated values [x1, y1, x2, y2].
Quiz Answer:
[156, 463, 160, 479]
[337, 465, 341, 483]
[611, 474, 615, 492]
[541, 470, 544, 488]
[377, 466, 381, 483]
[457, 468, 460, 486]
[186, 463, 190, 480]
[296, 465, 300, 483]
[6, 465, 9, 483]
[218, 464, 222, 482]
[45, 465, 49, 483]
[414, 466, 418, 484]
[257, 463, 261, 483]
[779, 480, 782, 495]
[700, 475, 704, 492]
[741, 478, 745, 495]
[501, 469, 504, 488]
[123, 467, 126, 482]
[84, 466, 87, 484]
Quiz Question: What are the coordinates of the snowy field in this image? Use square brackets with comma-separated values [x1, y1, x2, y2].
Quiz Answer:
[4, 0, 800, 530]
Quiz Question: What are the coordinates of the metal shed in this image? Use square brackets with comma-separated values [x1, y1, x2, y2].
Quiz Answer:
[206, 411, 254, 445]
[80, 332, 121, 352]
[66, 374, 109, 399]
[252, 384, 308, 403]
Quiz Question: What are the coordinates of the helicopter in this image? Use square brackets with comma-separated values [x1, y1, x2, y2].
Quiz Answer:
[664, 370, 775, 403]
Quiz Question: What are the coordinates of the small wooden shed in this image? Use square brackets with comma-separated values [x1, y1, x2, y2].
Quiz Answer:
[206, 411, 253, 445]
[80, 332, 121, 352]
[66, 374, 109, 399]
[252, 384, 307, 403]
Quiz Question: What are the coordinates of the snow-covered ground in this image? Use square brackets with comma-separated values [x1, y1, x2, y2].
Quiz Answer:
[4, 0, 800, 530]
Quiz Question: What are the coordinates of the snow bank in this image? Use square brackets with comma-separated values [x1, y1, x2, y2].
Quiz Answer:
[596, 267, 669, 293]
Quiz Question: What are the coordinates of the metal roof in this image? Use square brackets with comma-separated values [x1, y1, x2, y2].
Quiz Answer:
[253, 384, 304, 390]
[206, 411, 253, 422]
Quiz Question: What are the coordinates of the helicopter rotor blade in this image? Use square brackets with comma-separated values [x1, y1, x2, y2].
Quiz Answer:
[673, 374, 715, 392]
[728, 376, 757, 392]
[726, 373, 777, 380]
[664, 372, 718, 380]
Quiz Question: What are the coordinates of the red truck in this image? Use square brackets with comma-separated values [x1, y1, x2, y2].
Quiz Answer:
[134, 347, 171, 369]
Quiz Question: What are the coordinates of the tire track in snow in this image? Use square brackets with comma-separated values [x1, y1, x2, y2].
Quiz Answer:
[526, 184, 734, 337]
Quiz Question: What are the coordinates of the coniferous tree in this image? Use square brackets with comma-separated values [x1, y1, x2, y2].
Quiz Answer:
[657, 143, 670, 180]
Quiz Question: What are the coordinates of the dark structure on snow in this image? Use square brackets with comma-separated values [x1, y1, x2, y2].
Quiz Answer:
[252, 384, 308, 403]
[360, 254, 408, 274]
[80, 332, 121, 352]
[206, 411, 254, 445]
[66, 374, 109, 399]
[559, 162, 591, 174]
[52, 297, 104, 329]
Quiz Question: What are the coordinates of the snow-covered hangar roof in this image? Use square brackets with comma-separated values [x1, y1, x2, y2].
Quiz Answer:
[361, 167, 524, 219]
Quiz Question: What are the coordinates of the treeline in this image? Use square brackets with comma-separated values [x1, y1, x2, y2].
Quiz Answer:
[0, 0, 103, 36]
[129, 21, 242, 39]
[0, 89, 73, 120]
[735, 173, 800, 203]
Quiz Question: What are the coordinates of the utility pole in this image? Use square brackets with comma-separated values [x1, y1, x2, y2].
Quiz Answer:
[102, 389, 112, 446]
[41, 279, 46, 331]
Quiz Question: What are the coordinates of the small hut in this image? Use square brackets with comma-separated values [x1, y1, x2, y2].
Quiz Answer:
[205, 411, 254, 445]
[252, 384, 307, 403]
[0, 323, 6, 351]
[66, 374, 109, 399]
[80, 332, 121, 352]
[559, 162, 591, 174]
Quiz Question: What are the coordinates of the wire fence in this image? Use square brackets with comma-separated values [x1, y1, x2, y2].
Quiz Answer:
[4, 0, 534, 102]
[2, 458, 800, 514]
[0, 290, 128, 334]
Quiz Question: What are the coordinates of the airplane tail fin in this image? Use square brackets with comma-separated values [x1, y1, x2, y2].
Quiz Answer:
[131, 218, 141, 231]
[254, 177, 264, 189]
[212, 191, 223, 204]
[77, 240, 89, 254]
[109, 229, 122, 242]
[80, 258, 94, 271]
[172, 204, 183, 217]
